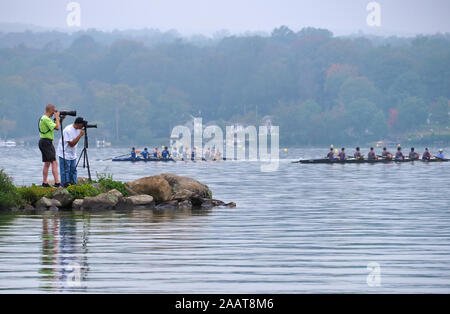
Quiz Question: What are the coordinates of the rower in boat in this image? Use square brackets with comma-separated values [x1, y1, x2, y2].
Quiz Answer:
[409, 147, 420, 160]
[381, 147, 393, 160]
[354, 147, 364, 160]
[422, 148, 431, 160]
[214, 149, 223, 161]
[191, 147, 198, 161]
[131, 147, 137, 161]
[182, 148, 189, 161]
[436, 149, 445, 159]
[153, 147, 161, 158]
[327, 147, 335, 160]
[162, 146, 171, 160]
[204, 147, 212, 160]
[338, 148, 346, 160]
[368, 147, 378, 160]
[141, 148, 150, 160]
[395, 147, 405, 160]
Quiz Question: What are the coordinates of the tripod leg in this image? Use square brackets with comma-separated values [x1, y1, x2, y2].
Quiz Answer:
[85, 148, 92, 182]
[76, 149, 84, 168]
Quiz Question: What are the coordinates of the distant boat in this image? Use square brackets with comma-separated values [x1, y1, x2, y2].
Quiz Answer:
[96, 139, 111, 148]
[0, 140, 16, 147]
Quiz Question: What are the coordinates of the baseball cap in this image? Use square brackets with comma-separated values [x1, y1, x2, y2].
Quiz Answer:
[74, 117, 85, 124]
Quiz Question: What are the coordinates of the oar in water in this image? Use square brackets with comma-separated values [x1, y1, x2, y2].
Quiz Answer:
[97, 153, 129, 161]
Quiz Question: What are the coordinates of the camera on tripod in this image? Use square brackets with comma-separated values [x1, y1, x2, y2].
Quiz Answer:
[54, 110, 77, 122]
[59, 110, 77, 117]
[82, 120, 97, 129]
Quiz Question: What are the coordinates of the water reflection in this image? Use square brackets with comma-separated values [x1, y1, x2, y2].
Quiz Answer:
[34, 208, 212, 292]
[1, 147, 450, 293]
[39, 213, 89, 292]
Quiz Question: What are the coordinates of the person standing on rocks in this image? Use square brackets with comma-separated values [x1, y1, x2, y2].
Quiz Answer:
[56, 117, 85, 187]
[39, 104, 62, 187]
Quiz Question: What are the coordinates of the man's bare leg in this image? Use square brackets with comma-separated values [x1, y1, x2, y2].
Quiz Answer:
[43, 162, 51, 184]
[51, 160, 60, 184]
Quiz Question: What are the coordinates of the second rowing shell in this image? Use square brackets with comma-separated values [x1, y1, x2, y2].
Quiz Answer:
[296, 158, 449, 164]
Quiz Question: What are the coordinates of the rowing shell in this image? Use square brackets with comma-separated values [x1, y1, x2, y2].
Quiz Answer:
[112, 157, 175, 162]
[296, 158, 449, 164]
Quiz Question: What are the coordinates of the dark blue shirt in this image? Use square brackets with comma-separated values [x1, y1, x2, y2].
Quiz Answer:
[131, 151, 136, 159]
[162, 149, 169, 159]
[141, 151, 149, 159]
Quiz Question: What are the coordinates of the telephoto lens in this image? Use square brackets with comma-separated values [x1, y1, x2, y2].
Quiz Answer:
[83, 121, 98, 129]
[60, 110, 77, 116]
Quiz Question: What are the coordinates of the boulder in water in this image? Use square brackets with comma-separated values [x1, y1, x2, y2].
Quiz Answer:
[125, 174, 212, 204]
[35, 197, 62, 210]
[52, 188, 74, 208]
[82, 191, 121, 210]
[116, 195, 155, 210]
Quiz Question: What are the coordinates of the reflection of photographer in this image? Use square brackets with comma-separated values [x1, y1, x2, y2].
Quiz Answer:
[38, 104, 65, 187]
[57, 118, 85, 187]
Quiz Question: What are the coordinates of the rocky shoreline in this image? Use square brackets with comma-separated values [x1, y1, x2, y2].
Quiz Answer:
[3, 174, 236, 211]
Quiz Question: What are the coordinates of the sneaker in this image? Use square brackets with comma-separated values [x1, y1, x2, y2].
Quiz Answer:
[54, 183, 61, 188]
[42, 183, 51, 188]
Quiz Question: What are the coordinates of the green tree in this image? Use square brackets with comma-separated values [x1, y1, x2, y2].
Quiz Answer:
[396, 97, 427, 132]
[339, 77, 381, 108]
[388, 71, 425, 104]
[369, 110, 389, 137]
[431, 97, 450, 133]
[343, 99, 378, 137]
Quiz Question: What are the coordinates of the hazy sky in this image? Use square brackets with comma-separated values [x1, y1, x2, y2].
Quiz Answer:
[0, 0, 449, 35]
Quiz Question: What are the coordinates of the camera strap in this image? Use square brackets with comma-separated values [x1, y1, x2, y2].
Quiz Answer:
[38, 116, 52, 135]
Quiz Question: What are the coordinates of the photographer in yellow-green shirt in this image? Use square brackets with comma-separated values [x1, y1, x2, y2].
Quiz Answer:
[38, 104, 64, 187]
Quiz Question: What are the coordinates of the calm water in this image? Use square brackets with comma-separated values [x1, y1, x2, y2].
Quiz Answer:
[1, 146, 450, 293]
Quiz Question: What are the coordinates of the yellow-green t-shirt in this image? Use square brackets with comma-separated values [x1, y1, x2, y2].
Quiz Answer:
[39, 115, 56, 140]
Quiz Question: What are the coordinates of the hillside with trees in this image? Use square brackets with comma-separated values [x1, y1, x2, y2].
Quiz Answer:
[0, 27, 449, 145]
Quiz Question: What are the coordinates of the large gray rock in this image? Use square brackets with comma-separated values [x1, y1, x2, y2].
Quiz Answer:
[36, 197, 62, 210]
[72, 199, 84, 210]
[116, 195, 155, 210]
[126, 175, 172, 202]
[125, 174, 212, 204]
[52, 189, 74, 208]
[20, 204, 35, 211]
[162, 174, 212, 200]
[155, 201, 180, 210]
[108, 189, 123, 199]
[82, 191, 120, 210]
[77, 177, 90, 185]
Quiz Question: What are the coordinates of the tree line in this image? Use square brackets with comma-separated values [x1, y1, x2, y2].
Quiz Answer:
[0, 26, 449, 145]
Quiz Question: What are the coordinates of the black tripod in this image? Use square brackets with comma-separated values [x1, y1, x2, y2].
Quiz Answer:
[76, 126, 92, 182]
[59, 117, 68, 184]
